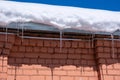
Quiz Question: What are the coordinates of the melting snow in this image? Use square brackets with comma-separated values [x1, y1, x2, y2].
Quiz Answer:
[0, 1, 120, 32]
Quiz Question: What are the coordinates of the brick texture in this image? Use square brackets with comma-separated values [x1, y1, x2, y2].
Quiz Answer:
[0, 34, 120, 80]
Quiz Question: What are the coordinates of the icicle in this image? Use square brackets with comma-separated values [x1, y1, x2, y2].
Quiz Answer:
[91, 33, 95, 48]
[60, 30, 62, 52]
[5, 24, 8, 43]
[89, 35, 91, 48]
[21, 22, 24, 42]
[17, 22, 19, 36]
[111, 34, 115, 59]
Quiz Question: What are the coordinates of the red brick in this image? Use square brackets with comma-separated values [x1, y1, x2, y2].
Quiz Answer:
[16, 76, 30, 80]
[67, 70, 80, 76]
[19, 46, 25, 52]
[103, 40, 110, 47]
[7, 76, 14, 80]
[21, 39, 29, 46]
[84, 67, 93, 71]
[37, 40, 43, 47]
[8, 58, 15, 64]
[79, 41, 85, 48]
[107, 65, 114, 69]
[0, 73, 7, 79]
[23, 58, 30, 64]
[87, 60, 95, 66]
[108, 70, 120, 75]
[30, 58, 38, 64]
[40, 47, 47, 53]
[106, 59, 118, 64]
[25, 47, 34, 52]
[0, 48, 2, 53]
[116, 41, 120, 47]
[85, 41, 91, 48]
[59, 59, 66, 65]
[31, 76, 45, 80]
[53, 66, 62, 71]
[88, 49, 94, 54]
[2, 49, 9, 55]
[16, 58, 22, 64]
[68, 48, 75, 54]
[53, 54, 67, 59]
[0, 34, 5, 42]
[96, 40, 104, 46]
[38, 70, 51, 75]
[53, 59, 59, 64]
[24, 53, 38, 58]
[11, 46, 18, 52]
[104, 47, 111, 53]
[45, 76, 59, 80]
[61, 48, 68, 53]
[44, 40, 51, 47]
[0, 66, 7, 72]
[73, 60, 80, 65]
[0, 42, 4, 48]
[23, 70, 37, 75]
[115, 76, 120, 80]
[82, 54, 93, 59]
[62, 65, 76, 70]
[97, 53, 110, 58]
[7, 35, 15, 43]
[64, 41, 71, 48]
[61, 76, 74, 80]
[46, 59, 52, 64]
[101, 64, 107, 70]
[81, 60, 87, 65]
[75, 48, 82, 54]
[83, 71, 95, 76]
[54, 70, 67, 75]
[71, 41, 78, 48]
[54, 48, 60, 53]
[75, 77, 88, 80]
[29, 39, 37, 46]
[104, 76, 114, 80]
[47, 48, 54, 53]
[16, 69, 23, 75]
[113, 63, 120, 69]
[68, 54, 80, 59]
[39, 53, 52, 59]
[25, 46, 33, 52]
[67, 59, 73, 64]
[9, 52, 24, 58]
[38, 59, 45, 64]
[34, 47, 40, 52]
[82, 49, 88, 54]
[98, 59, 106, 63]
[88, 77, 98, 80]
[96, 47, 104, 52]
[51, 41, 58, 47]
[14, 38, 22, 45]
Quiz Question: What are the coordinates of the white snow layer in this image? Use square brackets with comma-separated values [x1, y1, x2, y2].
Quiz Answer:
[0, 1, 120, 32]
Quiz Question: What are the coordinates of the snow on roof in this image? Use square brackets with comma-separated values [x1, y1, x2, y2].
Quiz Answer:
[0, 1, 120, 32]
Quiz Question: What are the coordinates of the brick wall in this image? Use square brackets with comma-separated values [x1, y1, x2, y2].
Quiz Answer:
[0, 33, 120, 80]
[95, 40, 120, 80]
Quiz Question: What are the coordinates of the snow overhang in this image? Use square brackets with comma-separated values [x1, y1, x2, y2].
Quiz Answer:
[0, 1, 120, 36]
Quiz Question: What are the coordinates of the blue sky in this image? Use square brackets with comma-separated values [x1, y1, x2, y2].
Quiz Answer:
[11, 0, 120, 11]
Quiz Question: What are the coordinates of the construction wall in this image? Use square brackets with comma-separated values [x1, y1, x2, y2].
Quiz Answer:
[0, 33, 120, 80]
